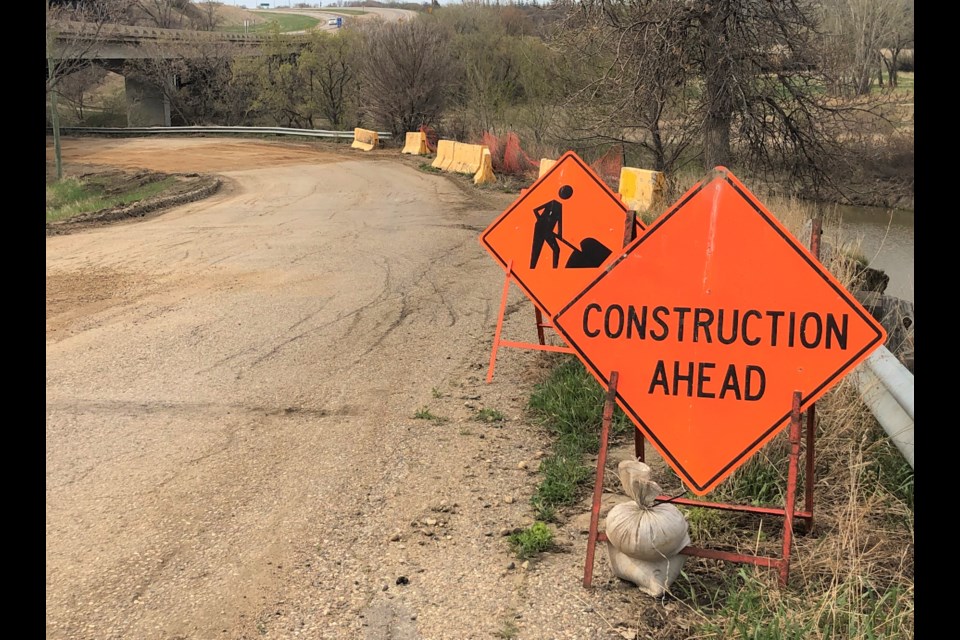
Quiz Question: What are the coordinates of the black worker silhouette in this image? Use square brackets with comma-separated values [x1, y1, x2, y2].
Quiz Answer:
[529, 185, 612, 269]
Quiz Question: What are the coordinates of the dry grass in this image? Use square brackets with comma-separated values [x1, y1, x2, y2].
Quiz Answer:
[663, 374, 913, 638]
[212, 5, 268, 28]
[578, 191, 913, 637]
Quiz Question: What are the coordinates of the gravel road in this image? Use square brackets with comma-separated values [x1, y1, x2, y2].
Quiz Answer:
[46, 137, 679, 640]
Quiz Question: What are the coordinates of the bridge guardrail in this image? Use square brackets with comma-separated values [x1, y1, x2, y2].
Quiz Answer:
[51, 20, 288, 44]
[51, 126, 392, 141]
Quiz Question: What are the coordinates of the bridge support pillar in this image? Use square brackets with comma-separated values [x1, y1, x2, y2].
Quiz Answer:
[124, 75, 170, 127]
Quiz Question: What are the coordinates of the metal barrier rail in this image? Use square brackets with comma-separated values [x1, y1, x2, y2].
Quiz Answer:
[52, 126, 392, 140]
[51, 19, 290, 44]
[853, 346, 914, 469]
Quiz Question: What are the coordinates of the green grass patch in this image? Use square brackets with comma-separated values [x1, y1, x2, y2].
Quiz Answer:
[710, 444, 790, 507]
[526, 355, 631, 519]
[221, 13, 319, 34]
[413, 406, 446, 422]
[874, 71, 913, 95]
[494, 619, 519, 639]
[706, 416, 913, 514]
[530, 445, 593, 521]
[694, 569, 814, 639]
[46, 175, 178, 223]
[862, 425, 914, 511]
[527, 355, 631, 442]
[684, 505, 732, 540]
[473, 407, 505, 423]
[507, 521, 555, 559]
[638, 208, 660, 226]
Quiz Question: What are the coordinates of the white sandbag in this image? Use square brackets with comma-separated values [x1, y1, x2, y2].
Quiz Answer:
[604, 460, 690, 596]
[605, 542, 689, 598]
[606, 500, 690, 561]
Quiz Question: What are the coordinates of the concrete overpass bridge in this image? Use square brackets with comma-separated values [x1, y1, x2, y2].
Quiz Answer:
[48, 20, 305, 126]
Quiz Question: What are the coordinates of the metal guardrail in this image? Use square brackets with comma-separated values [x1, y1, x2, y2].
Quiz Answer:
[51, 19, 285, 44]
[853, 346, 914, 469]
[53, 126, 392, 140]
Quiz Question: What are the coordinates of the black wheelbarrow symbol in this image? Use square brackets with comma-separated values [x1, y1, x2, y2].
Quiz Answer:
[557, 235, 612, 268]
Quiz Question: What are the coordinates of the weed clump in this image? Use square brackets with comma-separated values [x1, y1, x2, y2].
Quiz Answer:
[507, 522, 555, 559]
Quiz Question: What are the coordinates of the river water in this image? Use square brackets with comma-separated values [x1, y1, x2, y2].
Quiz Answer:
[821, 205, 915, 304]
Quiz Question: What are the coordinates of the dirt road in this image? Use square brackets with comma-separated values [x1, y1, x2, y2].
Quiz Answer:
[46, 137, 668, 640]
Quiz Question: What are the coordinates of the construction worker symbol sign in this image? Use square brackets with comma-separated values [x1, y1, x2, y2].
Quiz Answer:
[480, 152, 642, 318]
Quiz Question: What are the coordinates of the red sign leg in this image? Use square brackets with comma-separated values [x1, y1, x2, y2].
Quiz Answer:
[779, 391, 803, 587]
[804, 405, 816, 533]
[583, 371, 619, 588]
[534, 308, 547, 346]
[486, 260, 515, 384]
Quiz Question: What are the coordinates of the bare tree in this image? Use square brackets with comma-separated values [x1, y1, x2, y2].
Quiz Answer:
[553, 0, 697, 173]
[46, 0, 137, 179]
[820, 0, 912, 96]
[355, 17, 459, 136]
[124, 37, 246, 125]
[878, 0, 913, 88]
[238, 28, 317, 128]
[135, 0, 186, 29]
[553, 0, 890, 199]
[191, 1, 224, 32]
[299, 30, 361, 129]
[58, 65, 109, 122]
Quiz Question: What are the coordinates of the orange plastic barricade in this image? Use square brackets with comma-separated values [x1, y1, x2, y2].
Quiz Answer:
[351, 128, 379, 151]
[431, 139, 456, 170]
[451, 142, 485, 174]
[401, 131, 428, 155]
[538, 158, 556, 178]
[618, 166, 665, 212]
[473, 148, 495, 185]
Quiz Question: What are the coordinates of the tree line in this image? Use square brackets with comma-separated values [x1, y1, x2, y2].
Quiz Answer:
[47, 0, 913, 204]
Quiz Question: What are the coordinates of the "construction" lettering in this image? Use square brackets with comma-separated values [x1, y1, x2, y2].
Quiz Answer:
[581, 303, 848, 349]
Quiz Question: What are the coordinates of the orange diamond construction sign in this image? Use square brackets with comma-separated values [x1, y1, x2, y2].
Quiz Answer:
[552, 167, 887, 496]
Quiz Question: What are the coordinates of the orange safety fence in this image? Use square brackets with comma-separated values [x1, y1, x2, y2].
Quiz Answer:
[590, 146, 624, 190]
[480, 131, 540, 177]
[438, 130, 623, 187]
[502, 132, 540, 176]
[481, 131, 504, 172]
[418, 125, 439, 153]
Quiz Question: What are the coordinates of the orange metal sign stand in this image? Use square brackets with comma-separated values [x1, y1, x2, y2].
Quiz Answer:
[486, 260, 575, 384]
[583, 219, 830, 589]
[582, 371, 814, 588]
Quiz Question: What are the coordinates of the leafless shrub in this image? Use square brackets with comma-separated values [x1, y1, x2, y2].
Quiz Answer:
[124, 38, 248, 125]
[355, 17, 459, 136]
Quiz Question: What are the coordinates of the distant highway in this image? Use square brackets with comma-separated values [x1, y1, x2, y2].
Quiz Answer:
[260, 6, 418, 32]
